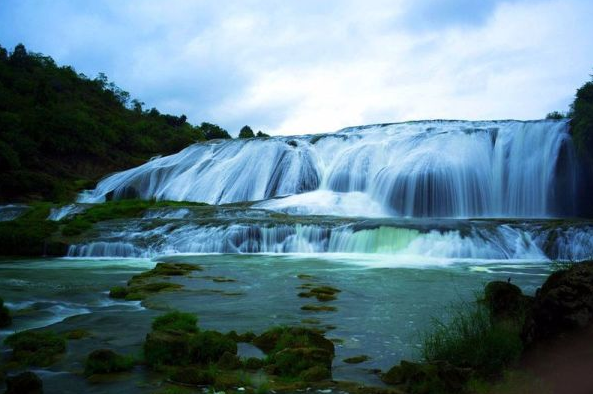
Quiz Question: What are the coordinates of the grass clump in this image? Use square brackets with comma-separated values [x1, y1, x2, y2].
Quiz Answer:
[421, 300, 523, 377]
[190, 331, 237, 364]
[152, 311, 198, 333]
[4, 330, 66, 366]
[84, 349, 135, 376]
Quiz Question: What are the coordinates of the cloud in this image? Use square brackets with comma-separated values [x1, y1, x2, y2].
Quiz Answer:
[1, 0, 592, 135]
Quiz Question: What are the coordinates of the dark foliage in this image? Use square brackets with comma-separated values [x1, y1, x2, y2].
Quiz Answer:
[238, 125, 255, 138]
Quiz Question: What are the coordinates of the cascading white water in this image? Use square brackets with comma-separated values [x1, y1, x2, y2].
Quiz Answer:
[79, 120, 577, 218]
[66, 219, 593, 261]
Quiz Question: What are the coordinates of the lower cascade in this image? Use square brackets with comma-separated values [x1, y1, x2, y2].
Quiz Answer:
[67, 216, 593, 262]
[79, 120, 580, 218]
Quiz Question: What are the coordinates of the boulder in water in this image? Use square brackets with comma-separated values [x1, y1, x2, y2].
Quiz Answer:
[5, 371, 43, 394]
[523, 261, 593, 343]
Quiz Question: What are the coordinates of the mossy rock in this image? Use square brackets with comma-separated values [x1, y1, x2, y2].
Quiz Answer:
[343, 355, 370, 364]
[169, 366, 215, 385]
[484, 281, 529, 321]
[0, 297, 12, 328]
[382, 360, 471, 394]
[190, 330, 237, 364]
[144, 330, 192, 367]
[217, 351, 242, 370]
[252, 326, 335, 355]
[298, 286, 340, 302]
[130, 262, 202, 284]
[5, 371, 43, 394]
[4, 330, 66, 367]
[299, 365, 331, 381]
[272, 347, 333, 378]
[523, 261, 593, 343]
[301, 304, 337, 312]
[84, 349, 134, 376]
[109, 281, 182, 301]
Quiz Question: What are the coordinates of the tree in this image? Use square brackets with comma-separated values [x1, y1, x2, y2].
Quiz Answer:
[546, 111, 565, 120]
[256, 131, 270, 138]
[238, 125, 255, 138]
[200, 122, 231, 140]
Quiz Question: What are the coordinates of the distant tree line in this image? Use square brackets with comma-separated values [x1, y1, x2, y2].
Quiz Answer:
[0, 43, 270, 201]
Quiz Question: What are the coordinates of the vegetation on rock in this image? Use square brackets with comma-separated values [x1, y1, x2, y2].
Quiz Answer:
[4, 330, 66, 367]
[84, 349, 135, 376]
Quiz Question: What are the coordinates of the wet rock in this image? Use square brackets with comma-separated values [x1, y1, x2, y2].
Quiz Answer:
[5, 371, 43, 394]
[523, 261, 593, 343]
[273, 347, 333, 377]
[0, 297, 12, 328]
[382, 360, 471, 394]
[484, 280, 530, 321]
[343, 355, 370, 364]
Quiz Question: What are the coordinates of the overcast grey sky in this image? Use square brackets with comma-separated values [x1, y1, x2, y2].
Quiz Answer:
[1, 0, 592, 136]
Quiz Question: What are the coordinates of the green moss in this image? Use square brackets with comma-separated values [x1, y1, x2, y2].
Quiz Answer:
[299, 365, 331, 382]
[152, 311, 198, 333]
[4, 330, 66, 367]
[84, 349, 135, 376]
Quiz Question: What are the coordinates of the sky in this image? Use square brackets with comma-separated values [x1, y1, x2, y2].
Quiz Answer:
[1, 0, 592, 136]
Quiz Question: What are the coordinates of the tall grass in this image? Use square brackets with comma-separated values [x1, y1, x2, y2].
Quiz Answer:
[421, 298, 523, 377]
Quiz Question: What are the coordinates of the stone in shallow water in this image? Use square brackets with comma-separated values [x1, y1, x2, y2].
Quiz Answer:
[5, 371, 43, 394]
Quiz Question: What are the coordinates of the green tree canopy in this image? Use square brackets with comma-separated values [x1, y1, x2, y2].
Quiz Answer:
[238, 125, 255, 138]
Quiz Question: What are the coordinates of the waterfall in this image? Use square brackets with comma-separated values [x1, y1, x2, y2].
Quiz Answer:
[79, 120, 577, 218]
[66, 219, 593, 261]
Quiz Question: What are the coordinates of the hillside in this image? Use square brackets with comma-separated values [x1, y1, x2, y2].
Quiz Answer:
[0, 44, 234, 202]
